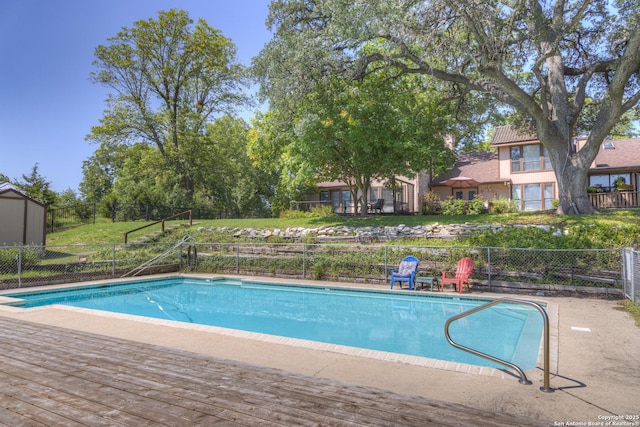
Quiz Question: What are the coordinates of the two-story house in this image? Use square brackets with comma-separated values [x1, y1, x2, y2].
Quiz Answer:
[430, 125, 640, 211]
[301, 125, 640, 213]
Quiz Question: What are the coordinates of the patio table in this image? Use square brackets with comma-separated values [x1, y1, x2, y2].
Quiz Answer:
[415, 276, 439, 291]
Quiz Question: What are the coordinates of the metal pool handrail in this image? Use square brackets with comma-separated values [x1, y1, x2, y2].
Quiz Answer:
[444, 297, 554, 392]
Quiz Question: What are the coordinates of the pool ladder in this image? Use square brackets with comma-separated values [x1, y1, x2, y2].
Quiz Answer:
[122, 235, 196, 278]
[444, 297, 554, 392]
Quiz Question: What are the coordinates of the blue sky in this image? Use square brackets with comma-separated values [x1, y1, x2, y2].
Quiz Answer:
[0, 0, 272, 193]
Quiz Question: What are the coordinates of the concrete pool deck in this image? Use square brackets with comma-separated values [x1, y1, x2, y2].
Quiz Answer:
[1, 274, 639, 425]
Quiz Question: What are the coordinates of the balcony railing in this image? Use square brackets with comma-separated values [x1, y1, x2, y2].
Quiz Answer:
[588, 191, 640, 209]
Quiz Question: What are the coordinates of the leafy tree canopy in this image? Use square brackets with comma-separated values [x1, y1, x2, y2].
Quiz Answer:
[16, 164, 57, 206]
[87, 9, 249, 202]
[255, 0, 640, 214]
[293, 71, 455, 214]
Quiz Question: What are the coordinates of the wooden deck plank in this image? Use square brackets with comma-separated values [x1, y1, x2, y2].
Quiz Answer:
[3, 328, 441, 426]
[0, 342, 323, 426]
[1, 334, 381, 426]
[2, 325, 428, 426]
[0, 317, 548, 426]
[0, 391, 89, 427]
[2, 323, 455, 425]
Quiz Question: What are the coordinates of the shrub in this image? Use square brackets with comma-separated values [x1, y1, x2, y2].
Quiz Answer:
[309, 205, 336, 218]
[440, 197, 467, 215]
[490, 197, 517, 213]
[279, 205, 336, 219]
[421, 191, 441, 215]
[0, 246, 42, 268]
[467, 196, 487, 215]
[279, 209, 309, 219]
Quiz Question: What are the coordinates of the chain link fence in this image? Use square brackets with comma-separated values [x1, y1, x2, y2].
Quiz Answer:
[622, 248, 640, 304]
[0, 243, 182, 289]
[0, 242, 628, 300]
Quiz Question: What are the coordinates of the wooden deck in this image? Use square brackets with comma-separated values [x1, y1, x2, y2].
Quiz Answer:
[0, 317, 547, 426]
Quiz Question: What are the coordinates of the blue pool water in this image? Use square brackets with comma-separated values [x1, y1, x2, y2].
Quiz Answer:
[3, 277, 544, 369]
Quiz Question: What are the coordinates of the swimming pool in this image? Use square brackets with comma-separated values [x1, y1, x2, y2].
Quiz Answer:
[1, 276, 544, 370]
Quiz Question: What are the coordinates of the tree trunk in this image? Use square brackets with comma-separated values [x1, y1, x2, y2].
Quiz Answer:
[554, 160, 596, 214]
[539, 124, 600, 215]
[545, 132, 596, 214]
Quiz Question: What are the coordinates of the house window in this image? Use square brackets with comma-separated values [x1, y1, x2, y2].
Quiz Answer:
[512, 185, 521, 208]
[468, 190, 476, 200]
[543, 147, 552, 169]
[381, 187, 396, 203]
[371, 186, 403, 204]
[511, 144, 552, 172]
[523, 184, 542, 210]
[341, 190, 351, 213]
[512, 183, 555, 211]
[331, 191, 341, 213]
[510, 147, 521, 172]
[454, 191, 463, 200]
[589, 173, 631, 192]
[544, 183, 554, 209]
[320, 191, 329, 206]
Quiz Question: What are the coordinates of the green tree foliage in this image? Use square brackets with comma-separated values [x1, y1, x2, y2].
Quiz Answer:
[248, 111, 315, 216]
[255, 0, 640, 215]
[293, 73, 454, 215]
[16, 164, 57, 206]
[111, 144, 168, 209]
[88, 9, 248, 203]
[85, 115, 271, 219]
[57, 189, 80, 205]
[79, 142, 128, 203]
[197, 116, 273, 218]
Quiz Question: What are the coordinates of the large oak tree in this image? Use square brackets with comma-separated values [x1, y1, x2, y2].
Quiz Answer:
[255, 0, 640, 214]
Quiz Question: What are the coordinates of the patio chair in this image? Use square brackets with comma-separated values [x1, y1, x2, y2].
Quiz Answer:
[441, 257, 475, 293]
[390, 256, 420, 290]
[368, 198, 385, 214]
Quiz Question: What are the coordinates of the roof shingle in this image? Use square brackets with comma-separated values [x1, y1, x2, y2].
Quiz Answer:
[490, 125, 537, 145]
[592, 138, 640, 171]
[431, 150, 507, 185]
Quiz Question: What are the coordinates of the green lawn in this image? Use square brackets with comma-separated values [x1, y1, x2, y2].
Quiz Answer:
[45, 209, 640, 246]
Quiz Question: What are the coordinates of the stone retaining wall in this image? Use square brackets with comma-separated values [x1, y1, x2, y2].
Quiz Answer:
[199, 223, 564, 241]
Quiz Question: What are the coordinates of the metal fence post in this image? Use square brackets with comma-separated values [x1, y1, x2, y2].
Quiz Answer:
[111, 245, 116, 278]
[17, 248, 22, 288]
[631, 249, 635, 303]
[487, 246, 492, 291]
[179, 243, 184, 269]
[631, 249, 640, 304]
[622, 247, 636, 302]
[384, 246, 388, 280]
[236, 243, 240, 274]
[303, 244, 306, 279]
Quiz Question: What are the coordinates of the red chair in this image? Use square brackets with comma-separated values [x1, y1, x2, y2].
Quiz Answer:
[441, 257, 475, 293]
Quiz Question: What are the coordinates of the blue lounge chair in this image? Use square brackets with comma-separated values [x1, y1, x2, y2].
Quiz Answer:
[390, 256, 420, 290]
